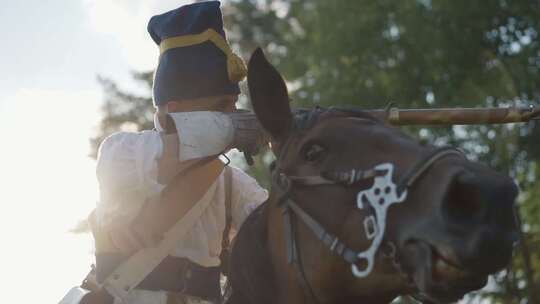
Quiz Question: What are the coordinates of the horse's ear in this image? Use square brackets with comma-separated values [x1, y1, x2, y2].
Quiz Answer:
[248, 48, 293, 140]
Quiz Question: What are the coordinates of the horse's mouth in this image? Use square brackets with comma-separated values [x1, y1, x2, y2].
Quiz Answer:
[400, 241, 487, 303]
[431, 245, 470, 281]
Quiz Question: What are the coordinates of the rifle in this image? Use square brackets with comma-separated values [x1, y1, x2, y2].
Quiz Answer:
[364, 106, 540, 126]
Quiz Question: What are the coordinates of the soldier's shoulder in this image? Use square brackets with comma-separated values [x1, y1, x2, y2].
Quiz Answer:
[228, 165, 266, 191]
[97, 130, 157, 159]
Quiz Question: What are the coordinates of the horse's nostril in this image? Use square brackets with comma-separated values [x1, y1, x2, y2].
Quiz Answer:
[442, 172, 484, 224]
[442, 171, 517, 229]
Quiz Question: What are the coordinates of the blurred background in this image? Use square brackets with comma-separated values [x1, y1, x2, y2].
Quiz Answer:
[1, 0, 539, 303]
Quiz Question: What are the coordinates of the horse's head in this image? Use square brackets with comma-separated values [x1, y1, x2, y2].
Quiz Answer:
[247, 49, 518, 303]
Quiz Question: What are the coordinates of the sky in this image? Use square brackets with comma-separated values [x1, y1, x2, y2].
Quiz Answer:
[0, 0, 193, 302]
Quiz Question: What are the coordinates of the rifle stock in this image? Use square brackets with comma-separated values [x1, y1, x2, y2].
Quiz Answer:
[365, 106, 539, 126]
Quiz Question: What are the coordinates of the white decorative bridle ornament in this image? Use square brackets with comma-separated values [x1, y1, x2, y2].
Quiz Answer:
[352, 163, 407, 278]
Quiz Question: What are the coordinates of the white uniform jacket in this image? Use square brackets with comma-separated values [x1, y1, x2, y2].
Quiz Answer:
[95, 129, 268, 268]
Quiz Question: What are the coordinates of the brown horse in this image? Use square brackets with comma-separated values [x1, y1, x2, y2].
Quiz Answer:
[226, 49, 518, 304]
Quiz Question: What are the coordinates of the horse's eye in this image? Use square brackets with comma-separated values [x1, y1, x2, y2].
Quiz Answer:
[303, 143, 326, 162]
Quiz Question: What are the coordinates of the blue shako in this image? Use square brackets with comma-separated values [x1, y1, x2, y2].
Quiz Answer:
[148, 1, 246, 106]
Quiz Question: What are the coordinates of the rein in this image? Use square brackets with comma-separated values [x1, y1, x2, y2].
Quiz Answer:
[271, 111, 464, 302]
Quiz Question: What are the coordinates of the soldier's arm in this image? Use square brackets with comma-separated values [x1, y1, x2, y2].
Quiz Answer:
[229, 167, 269, 232]
[94, 131, 166, 254]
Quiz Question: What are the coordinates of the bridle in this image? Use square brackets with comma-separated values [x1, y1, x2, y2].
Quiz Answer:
[270, 109, 464, 303]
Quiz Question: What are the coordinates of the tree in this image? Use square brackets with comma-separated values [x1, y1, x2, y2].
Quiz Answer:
[90, 72, 155, 158]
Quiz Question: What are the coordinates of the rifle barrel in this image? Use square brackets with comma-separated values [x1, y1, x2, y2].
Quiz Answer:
[366, 107, 539, 126]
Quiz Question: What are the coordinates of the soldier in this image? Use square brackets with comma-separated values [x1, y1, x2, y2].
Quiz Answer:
[81, 2, 268, 304]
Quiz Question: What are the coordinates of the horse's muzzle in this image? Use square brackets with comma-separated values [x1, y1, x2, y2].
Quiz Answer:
[396, 168, 518, 302]
[440, 170, 519, 274]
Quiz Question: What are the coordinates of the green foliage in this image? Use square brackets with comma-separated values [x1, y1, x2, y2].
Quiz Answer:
[92, 0, 540, 302]
[90, 72, 155, 158]
[230, 0, 539, 106]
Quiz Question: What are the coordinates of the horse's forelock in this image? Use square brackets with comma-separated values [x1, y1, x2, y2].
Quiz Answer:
[292, 107, 382, 132]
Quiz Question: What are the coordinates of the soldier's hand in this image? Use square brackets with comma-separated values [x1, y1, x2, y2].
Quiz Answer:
[228, 110, 269, 163]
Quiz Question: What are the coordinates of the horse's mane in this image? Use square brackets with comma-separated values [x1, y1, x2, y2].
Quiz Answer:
[293, 106, 382, 131]
[227, 202, 276, 304]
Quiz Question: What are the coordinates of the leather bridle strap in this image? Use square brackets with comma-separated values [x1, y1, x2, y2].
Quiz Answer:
[287, 168, 384, 186]
[396, 147, 463, 194]
[284, 199, 360, 265]
[285, 148, 463, 188]
[281, 203, 320, 304]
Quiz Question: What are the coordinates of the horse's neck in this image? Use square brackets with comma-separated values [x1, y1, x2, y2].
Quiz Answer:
[228, 202, 281, 304]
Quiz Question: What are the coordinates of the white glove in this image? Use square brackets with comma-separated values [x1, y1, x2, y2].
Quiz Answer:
[227, 110, 269, 164]
[166, 111, 234, 161]
[164, 111, 267, 163]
